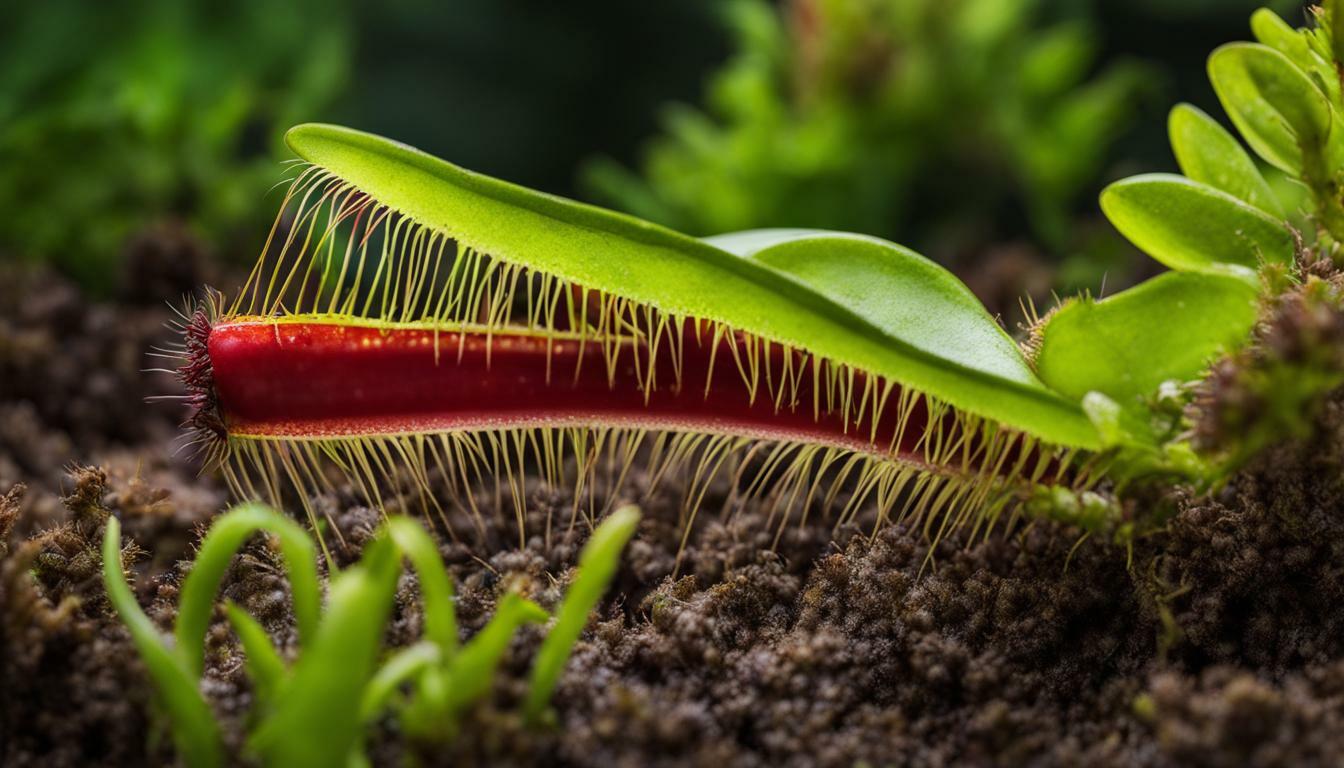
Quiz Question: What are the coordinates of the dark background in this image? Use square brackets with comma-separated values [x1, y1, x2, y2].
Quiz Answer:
[337, 0, 1301, 194]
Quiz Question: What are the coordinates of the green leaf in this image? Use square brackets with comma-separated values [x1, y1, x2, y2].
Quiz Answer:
[1168, 103, 1282, 217]
[1100, 173, 1294, 276]
[175, 503, 321, 679]
[1330, 0, 1344, 70]
[249, 534, 402, 768]
[386, 517, 457, 657]
[707, 229, 1036, 390]
[1208, 42, 1332, 174]
[1034, 272, 1261, 407]
[446, 592, 548, 714]
[359, 642, 441, 724]
[1254, 6, 1343, 106]
[284, 124, 1099, 450]
[102, 518, 225, 768]
[524, 505, 640, 722]
[224, 602, 287, 711]
[1252, 8, 1316, 70]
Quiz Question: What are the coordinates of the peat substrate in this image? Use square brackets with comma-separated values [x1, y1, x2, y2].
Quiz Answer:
[4, 259, 1344, 768]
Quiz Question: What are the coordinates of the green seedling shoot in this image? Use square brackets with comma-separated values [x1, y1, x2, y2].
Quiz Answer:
[104, 504, 641, 766]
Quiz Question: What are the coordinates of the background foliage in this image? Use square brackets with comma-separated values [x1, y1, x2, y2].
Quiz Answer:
[0, 0, 1305, 296]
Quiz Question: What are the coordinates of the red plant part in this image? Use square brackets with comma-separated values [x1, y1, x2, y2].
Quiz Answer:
[207, 319, 943, 457]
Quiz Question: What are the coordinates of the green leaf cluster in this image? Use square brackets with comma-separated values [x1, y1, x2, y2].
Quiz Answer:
[102, 503, 641, 767]
[1032, 5, 1344, 470]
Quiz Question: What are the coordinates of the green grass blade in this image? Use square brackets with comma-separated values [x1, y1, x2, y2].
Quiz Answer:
[284, 124, 1098, 449]
[224, 601, 287, 710]
[102, 518, 225, 768]
[248, 534, 402, 768]
[444, 593, 548, 714]
[1034, 272, 1261, 408]
[175, 503, 321, 678]
[1100, 173, 1294, 276]
[523, 505, 640, 723]
[1168, 103, 1282, 217]
[386, 517, 457, 657]
[360, 641, 442, 724]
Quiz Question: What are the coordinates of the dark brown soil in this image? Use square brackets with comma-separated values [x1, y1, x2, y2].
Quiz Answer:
[5, 261, 1344, 768]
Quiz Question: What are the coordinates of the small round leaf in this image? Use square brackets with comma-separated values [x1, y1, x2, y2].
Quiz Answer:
[1168, 103, 1282, 217]
[1101, 173, 1294, 275]
[1035, 272, 1261, 406]
[1208, 42, 1332, 174]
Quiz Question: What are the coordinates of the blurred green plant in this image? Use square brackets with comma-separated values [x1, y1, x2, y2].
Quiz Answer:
[583, 0, 1151, 257]
[103, 503, 640, 767]
[0, 0, 349, 288]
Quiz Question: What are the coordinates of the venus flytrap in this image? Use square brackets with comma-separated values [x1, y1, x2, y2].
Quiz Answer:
[158, 5, 1344, 551]
[160, 116, 1248, 547]
[173, 125, 1106, 556]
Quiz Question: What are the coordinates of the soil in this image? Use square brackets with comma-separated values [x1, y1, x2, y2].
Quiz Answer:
[5, 257, 1344, 768]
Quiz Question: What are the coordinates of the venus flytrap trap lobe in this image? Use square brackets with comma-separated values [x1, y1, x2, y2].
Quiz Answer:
[180, 125, 1107, 555]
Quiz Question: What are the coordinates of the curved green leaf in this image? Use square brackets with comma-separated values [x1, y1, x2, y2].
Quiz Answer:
[1251, 8, 1340, 104]
[706, 229, 1036, 389]
[250, 534, 402, 768]
[225, 602, 287, 711]
[1253, 9, 1316, 69]
[1034, 272, 1261, 407]
[1168, 103, 1282, 217]
[175, 503, 321, 679]
[448, 593, 548, 714]
[1208, 42, 1332, 174]
[285, 124, 1099, 449]
[102, 518, 225, 768]
[1100, 173, 1294, 276]
[524, 505, 639, 722]
[1330, 0, 1344, 70]
[386, 517, 457, 657]
[359, 641, 441, 724]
